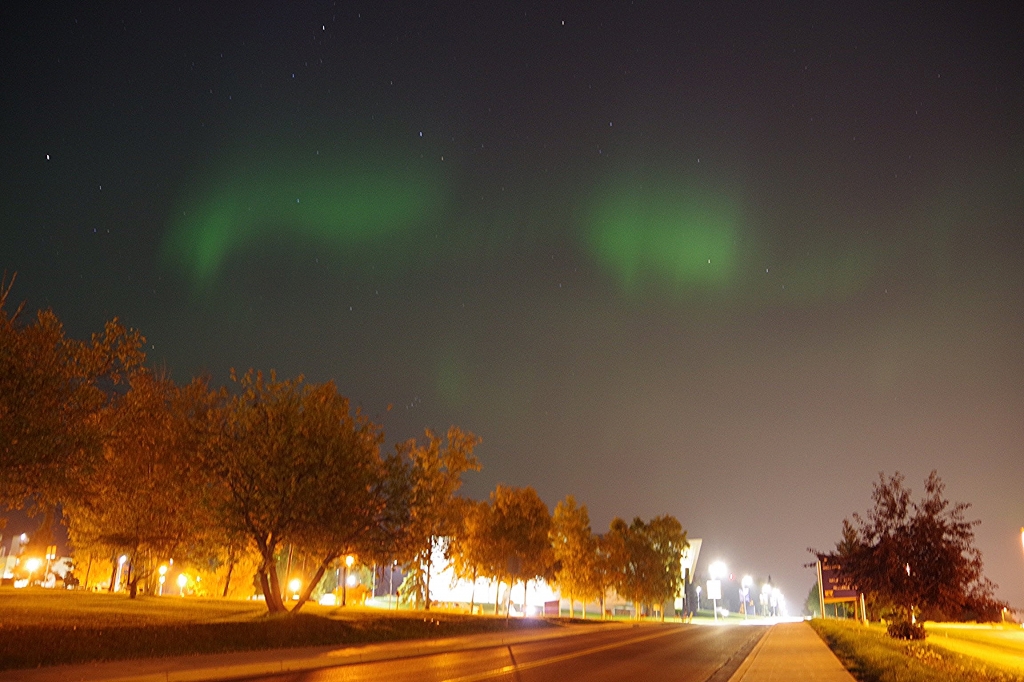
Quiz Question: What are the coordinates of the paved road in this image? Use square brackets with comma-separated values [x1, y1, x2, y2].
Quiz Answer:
[249, 624, 766, 682]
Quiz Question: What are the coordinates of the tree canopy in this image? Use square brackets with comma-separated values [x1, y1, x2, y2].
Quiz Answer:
[820, 471, 1005, 623]
[1, 275, 144, 511]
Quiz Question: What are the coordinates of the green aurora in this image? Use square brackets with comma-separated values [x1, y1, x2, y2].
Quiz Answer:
[585, 178, 742, 293]
[163, 158, 448, 287]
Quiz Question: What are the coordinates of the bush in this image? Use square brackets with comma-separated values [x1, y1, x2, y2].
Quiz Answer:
[886, 620, 926, 640]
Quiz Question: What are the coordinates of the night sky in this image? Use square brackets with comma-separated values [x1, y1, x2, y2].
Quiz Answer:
[3, 3, 1023, 610]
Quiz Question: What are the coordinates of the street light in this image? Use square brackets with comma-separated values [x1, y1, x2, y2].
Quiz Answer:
[177, 572, 187, 597]
[158, 565, 167, 595]
[288, 577, 301, 600]
[24, 557, 42, 586]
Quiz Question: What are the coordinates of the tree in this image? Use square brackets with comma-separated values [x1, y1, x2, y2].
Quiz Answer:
[550, 495, 598, 618]
[644, 515, 688, 619]
[608, 515, 687, 620]
[201, 370, 390, 614]
[446, 498, 492, 614]
[397, 427, 481, 610]
[1, 274, 144, 511]
[594, 530, 624, 619]
[287, 424, 407, 614]
[820, 471, 1006, 624]
[487, 485, 553, 616]
[65, 371, 213, 597]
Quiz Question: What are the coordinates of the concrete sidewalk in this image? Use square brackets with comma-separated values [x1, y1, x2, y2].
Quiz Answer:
[0, 623, 618, 682]
[727, 621, 855, 681]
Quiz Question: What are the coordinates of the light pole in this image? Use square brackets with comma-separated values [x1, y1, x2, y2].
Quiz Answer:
[158, 565, 167, 595]
[177, 572, 187, 597]
[695, 585, 701, 612]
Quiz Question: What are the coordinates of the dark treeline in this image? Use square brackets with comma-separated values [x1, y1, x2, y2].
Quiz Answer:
[1, 277, 687, 617]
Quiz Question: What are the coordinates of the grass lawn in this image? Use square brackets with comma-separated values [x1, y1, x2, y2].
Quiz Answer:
[810, 618, 1024, 682]
[925, 623, 1024, 675]
[0, 587, 564, 670]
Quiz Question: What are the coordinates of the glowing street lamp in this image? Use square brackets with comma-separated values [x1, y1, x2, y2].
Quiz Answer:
[158, 565, 168, 596]
[288, 577, 302, 600]
[24, 557, 42, 586]
[177, 572, 187, 597]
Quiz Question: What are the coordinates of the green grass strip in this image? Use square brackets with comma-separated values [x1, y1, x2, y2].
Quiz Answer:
[810, 619, 1024, 682]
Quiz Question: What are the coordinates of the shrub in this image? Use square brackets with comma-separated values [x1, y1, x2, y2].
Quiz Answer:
[886, 620, 926, 640]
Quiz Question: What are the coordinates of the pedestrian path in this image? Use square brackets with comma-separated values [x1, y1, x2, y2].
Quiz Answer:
[728, 621, 856, 681]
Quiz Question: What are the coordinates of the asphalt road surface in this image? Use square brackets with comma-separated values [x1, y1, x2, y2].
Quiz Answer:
[249, 624, 766, 682]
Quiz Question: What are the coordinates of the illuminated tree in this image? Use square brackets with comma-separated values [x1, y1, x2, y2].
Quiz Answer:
[201, 370, 389, 614]
[823, 471, 1006, 625]
[446, 498, 492, 614]
[0, 274, 144, 511]
[644, 515, 688, 619]
[594, 530, 625, 619]
[550, 495, 598, 618]
[397, 427, 481, 610]
[65, 371, 216, 597]
[487, 485, 553, 616]
[287, 426, 408, 614]
[608, 515, 687, 620]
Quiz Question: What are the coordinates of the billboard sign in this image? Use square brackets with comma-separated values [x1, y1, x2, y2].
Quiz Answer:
[818, 556, 858, 602]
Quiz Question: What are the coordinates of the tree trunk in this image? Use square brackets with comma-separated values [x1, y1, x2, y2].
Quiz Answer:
[495, 578, 502, 615]
[292, 553, 333, 614]
[469, 566, 477, 614]
[424, 546, 432, 611]
[108, 556, 117, 593]
[259, 570, 286, 613]
[267, 559, 285, 611]
[222, 560, 235, 598]
[83, 554, 93, 590]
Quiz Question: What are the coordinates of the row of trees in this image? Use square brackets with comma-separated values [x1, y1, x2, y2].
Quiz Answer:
[816, 471, 1006, 628]
[2, 278, 688, 617]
